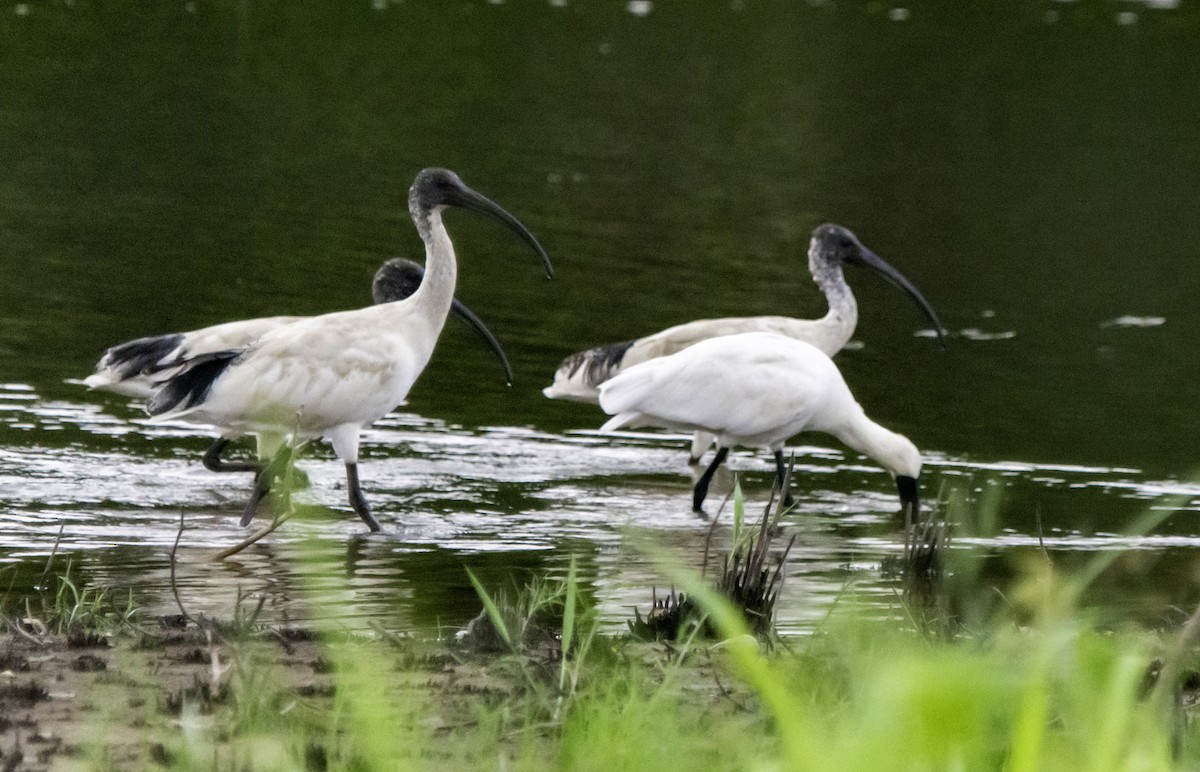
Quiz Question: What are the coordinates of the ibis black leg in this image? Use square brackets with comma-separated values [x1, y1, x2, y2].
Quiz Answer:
[693, 446, 730, 514]
[241, 468, 272, 526]
[239, 446, 293, 526]
[346, 463, 381, 532]
[773, 450, 796, 509]
[203, 438, 261, 474]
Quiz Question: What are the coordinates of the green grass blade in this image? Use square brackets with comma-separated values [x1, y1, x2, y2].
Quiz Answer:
[466, 567, 513, 650]
[560, 555, 577, 693]
[668, 566, 812, 771]
[732, 479, 745, 547]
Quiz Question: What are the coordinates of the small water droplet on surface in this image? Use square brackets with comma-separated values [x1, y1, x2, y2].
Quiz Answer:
[626, 1, 652, 17]
[1101, 315, 1165, 329]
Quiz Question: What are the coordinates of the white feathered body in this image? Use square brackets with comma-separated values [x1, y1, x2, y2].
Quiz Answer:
[599, 333, 854, 448]
[150, 209, 459, 460]
[545, 310, 854, 404]
[598, 331, 921, 478]
[164, 304, 444, 439]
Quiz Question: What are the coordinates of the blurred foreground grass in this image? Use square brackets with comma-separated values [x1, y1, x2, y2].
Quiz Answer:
[3, 487, 1200, 771]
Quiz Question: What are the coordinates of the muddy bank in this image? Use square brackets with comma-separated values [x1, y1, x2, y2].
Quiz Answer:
[0, 620, 331, 770]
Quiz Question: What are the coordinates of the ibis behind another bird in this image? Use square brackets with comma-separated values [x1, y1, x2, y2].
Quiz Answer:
[146, 168, 552, 532]
[546, 223, 944, 463]
[84, 257, 514, 476]
[597, 331, 922, 518]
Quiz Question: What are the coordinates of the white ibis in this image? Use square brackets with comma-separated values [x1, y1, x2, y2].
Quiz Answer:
[85, 257, 514, 474]
[545, 223, 943, 462]
[597, 331, 922, 517]
[146, 168, 553, 531]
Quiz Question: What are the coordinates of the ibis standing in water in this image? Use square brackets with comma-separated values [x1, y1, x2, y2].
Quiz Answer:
[146, 168, 553, 532]
[597, 331, 922, 517]
[85, 257, 514, 475]
[545, 223, 944, 461]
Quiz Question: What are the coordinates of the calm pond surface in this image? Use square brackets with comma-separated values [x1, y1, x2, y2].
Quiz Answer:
[2, 0, 1199, 635]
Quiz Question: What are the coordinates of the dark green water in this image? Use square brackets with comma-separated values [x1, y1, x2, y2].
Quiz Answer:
[2, 0, 1199, 634]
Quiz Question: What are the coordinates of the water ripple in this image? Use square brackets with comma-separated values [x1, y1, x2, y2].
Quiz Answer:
[0, 390, 1196, 634]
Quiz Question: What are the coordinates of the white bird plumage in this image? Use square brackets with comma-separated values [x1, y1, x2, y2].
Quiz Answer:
[546, 223, 944, 462]
[85, 257, 514, 475]
[597, 331, 922, 516]
[86, 258, 514, 400]
[145, 168, 552, 531]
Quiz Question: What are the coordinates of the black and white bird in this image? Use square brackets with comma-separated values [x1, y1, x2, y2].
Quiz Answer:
[145, 169, 552, 532]
[85, 257, 514, 474]
[597, 331, 922, 517]
[87, 257, 514, 396]
[545, 223, 943, 461]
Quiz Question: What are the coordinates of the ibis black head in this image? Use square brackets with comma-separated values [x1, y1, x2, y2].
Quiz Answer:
[896, 474, 920, 521]
[408, 168, 554, 279]
[810, 223, 946, 345]
[371, 258, 425, 304]
[371, 257, 514, 385]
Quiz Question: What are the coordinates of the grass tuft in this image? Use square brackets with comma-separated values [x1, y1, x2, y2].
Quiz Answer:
[715, 480, 795, 636]
[632, 478, 793, 641]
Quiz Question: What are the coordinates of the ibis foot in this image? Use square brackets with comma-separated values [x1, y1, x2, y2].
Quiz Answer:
[345, 463, 381, 532]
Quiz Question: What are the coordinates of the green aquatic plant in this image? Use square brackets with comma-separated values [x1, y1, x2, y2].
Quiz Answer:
[631, 477, 794, 641]
[714, 479, 795, 636]
[1, 557, 137, 642]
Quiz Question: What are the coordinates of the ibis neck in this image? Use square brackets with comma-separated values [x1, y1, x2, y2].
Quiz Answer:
[832, 411, 921, 480]
[810, 260, 858, 352]
[408, 207, 457, 343]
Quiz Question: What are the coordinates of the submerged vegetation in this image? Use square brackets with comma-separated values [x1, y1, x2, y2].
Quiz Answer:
[3, 480, 1200, 771]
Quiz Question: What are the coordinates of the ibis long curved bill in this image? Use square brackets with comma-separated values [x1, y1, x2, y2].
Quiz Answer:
[844, 235, 945, 345]
[436, 173, 554, 279]
[372, 258, 513, 385]
[450, 297, 514, 385]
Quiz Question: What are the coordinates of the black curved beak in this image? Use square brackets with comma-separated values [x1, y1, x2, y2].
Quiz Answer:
[852, 247, 946, 346]
[450, 297, 514, 386]
[896, 474, 920, 521]
[446, 185, 554, 279]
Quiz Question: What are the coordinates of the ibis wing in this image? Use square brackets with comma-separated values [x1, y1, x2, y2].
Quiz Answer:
[85, 333, 187, 396]
[86, 315, 307, 398]
[627, 316, 799, 361]
[147, 350, 244, 415]
[545, 339, 636, 401]
[598, 345, 750, 434]
[154, 309, 428, 435]
[597, 354, 684, 420]
[151, 316, 303, 376]
[599, 333, 844, 442]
